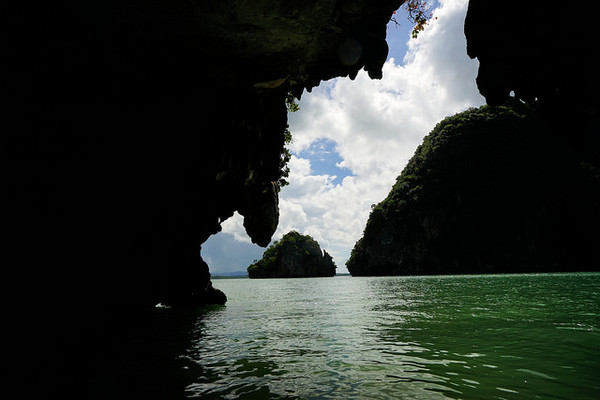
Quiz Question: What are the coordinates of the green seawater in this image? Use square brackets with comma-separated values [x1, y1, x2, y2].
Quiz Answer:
[182, 273, 599, 399]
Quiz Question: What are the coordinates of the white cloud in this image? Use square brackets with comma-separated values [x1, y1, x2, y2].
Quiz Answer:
[207, 0, 484, 273]
[219, 211, 252, 244]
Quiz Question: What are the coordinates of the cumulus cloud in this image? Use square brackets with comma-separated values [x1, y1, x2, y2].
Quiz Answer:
[206, 0, 484, 273]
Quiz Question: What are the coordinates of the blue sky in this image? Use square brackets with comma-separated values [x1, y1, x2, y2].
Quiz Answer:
[203, 0, 485, 275]
[297, 138, 353, 185]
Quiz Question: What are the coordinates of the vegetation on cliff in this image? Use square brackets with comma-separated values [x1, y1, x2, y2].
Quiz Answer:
[347, 102, 600, 276]
[248, 231, 336, 278]
[277, 93, 299, 190]
[392, 0, 437, 39]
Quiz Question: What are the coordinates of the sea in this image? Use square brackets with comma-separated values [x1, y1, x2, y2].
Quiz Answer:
[116, 273, 600, 399]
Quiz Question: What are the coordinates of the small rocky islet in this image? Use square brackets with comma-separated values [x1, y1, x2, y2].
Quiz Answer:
[248, 231, 336, 278]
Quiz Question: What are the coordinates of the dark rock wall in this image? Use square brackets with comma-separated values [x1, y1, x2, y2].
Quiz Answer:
[465, 0, 598, 112]
[7, 1, 401, 396]
[9, 0, 597, 394]
[8, 0, 402, 308]
[350, 0, 600, 275]
[348, 0, 599, 277]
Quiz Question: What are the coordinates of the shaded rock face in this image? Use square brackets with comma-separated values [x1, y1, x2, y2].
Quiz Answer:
[7, 0, 401, 309]
[7, 1, 400, 395]
[464, 0, 597, 112]
[344, 0, 599, 278]
[248, 231, 336, 278]
[347, 104, 600, 276]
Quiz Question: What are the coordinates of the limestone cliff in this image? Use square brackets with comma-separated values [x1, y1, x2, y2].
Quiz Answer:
[7, 0, 598, 396]
[7, 0, 402, 310]
[465, 0, 597, 112]
[347, 103, 600, 276]
[6, 0, 401, 396]
[248, 231, 336, 278]
[345, 0, 599, 277]
[346, 0, 599, 277]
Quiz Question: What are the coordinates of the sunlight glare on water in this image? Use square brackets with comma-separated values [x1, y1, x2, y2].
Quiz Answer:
[184, 273, 600, 399]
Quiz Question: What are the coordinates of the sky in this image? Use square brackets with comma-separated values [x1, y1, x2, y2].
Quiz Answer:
[202, 0, 485, 274]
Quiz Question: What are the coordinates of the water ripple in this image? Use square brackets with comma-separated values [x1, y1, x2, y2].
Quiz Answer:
[184, 274, 600, 399]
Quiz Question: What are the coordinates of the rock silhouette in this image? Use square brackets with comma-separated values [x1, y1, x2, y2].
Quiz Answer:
[6, 0, 598, 397]
[7, 1, 401, 397]
[347, 103, 600, 276]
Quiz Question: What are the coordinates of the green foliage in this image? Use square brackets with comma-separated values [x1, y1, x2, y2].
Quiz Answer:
[277, 92, 299, 190]
[348, 99, 600, 275]
[347, 102, 553, 274]
[391, 0, 436, 39]
[247, 230, 335, 278]
[285, 92, 300, 113]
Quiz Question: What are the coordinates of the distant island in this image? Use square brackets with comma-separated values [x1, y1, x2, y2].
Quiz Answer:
[211, 271, 249, 279]
[347, 102, 600, 276]
[248, 231, 336, 278]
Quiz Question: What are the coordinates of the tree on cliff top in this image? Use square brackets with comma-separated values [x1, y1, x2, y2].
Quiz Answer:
[392, 0, 436, 39]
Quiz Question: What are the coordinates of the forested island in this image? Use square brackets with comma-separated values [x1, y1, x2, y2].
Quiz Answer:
[347, 102, 600, 276]
[248, 231, 336, 278]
